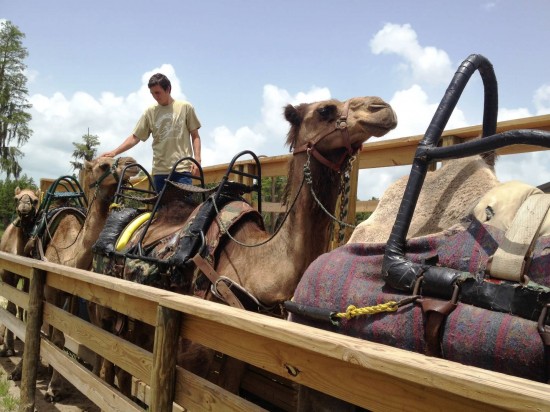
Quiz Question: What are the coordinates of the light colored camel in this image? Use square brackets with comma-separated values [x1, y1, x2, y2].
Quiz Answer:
[0, 187, 40, 360]
[34, 156, 138, 402]
[348, 155, 499, 244]
[115, 97, 397, 398]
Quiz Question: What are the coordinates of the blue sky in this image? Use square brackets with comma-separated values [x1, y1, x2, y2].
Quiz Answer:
[2, 0, 550, 199]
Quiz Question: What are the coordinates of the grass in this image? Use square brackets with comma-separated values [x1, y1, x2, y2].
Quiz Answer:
[0, 371, 19, 411]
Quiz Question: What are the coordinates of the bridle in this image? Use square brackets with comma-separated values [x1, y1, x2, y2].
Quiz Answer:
[291, 100, 356, 172]
[89, 157, 121, 189]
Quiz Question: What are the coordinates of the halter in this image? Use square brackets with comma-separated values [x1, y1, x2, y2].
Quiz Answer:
[89, 157, 120, 188]
[292, 100, 355, 171]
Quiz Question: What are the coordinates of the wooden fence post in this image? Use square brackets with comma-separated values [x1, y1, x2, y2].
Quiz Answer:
[20, 267, 46, 412]
[150, 305, 181, 412]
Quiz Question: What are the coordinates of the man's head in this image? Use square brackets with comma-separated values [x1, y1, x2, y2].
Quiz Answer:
[148, 73, 172, 106]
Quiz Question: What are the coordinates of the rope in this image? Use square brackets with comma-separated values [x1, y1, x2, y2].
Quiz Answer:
[333, 295, 420, 320]
[334, 302, 399, 319]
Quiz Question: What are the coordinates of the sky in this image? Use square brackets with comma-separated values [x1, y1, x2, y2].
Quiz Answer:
[2, 0, 550, 200]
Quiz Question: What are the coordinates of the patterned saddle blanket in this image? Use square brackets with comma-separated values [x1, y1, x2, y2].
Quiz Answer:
[290, 216, 550, 382]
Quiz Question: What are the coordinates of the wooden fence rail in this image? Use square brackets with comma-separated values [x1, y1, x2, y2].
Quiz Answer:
[1, 251, 550, 411]
[11, 114, 549, 410]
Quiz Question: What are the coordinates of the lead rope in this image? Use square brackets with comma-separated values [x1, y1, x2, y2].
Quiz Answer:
[337, 162, 353, 243]
[304, 153, 356, 237]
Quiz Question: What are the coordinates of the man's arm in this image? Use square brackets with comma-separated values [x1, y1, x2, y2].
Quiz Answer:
[190, 129, 201, 176]
[99, 134, 140, 158]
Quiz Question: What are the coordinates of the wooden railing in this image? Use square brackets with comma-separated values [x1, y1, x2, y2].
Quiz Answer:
[39, 114, 550, 238]
[20, 114, 550, 411]
[1, 251, 550, 411]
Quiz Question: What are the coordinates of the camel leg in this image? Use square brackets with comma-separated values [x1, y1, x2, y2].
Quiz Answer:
[43, 287, 71, 402]
[45, 326, 70, 402]
[0, 300, 16, 357]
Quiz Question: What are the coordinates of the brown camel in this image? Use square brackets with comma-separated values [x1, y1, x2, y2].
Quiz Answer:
[0, 187, 40, 359]
[348, 155, 500, 244]
[30, 156, 138, 402]
[101, 96, 397, 397]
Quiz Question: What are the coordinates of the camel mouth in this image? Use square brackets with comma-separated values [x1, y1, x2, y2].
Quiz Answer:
[359, 120, 397, 137]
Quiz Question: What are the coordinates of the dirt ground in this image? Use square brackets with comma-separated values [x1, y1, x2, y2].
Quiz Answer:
[0, 339, 100, 412]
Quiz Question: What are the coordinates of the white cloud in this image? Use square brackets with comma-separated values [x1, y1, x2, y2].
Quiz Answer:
[203, 84, 332, 166]
[534, 84, 550, 115]
[370, 23, 454, 86]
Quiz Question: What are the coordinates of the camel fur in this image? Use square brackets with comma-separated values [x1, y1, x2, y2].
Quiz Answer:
[97, 96, 398, 398]
[33, 156, 138, 402]
[0, 187, 40, 360]
[348, 155, 500, 244]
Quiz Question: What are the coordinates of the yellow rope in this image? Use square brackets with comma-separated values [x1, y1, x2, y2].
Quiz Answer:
[334, 301, 398, 320]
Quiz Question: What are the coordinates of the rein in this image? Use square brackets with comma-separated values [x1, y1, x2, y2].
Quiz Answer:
[292, 100, 355, 171]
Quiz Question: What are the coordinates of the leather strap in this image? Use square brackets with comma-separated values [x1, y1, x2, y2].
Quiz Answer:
[191, 254, 244, 309]
[491, 194, 550, 281]
[420, 298, 457, 357]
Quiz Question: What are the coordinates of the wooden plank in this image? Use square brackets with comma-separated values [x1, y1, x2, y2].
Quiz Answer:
[46, 271, 157, 326]
[131, 378, 184, 412]
[150, 306, 180, 412]
[40, 339, 144, 412]
[0, 282, 28, 311]
[42, 301, 153, 383]
[0, 252, 35, 279]
[159, 294, 550, 412]
[64, 335, 97, 367]
[173, 366, 267, 412]
[0, 307, 26, 342]
[20, 268, 45, 412]
[355, 200, 378, 213]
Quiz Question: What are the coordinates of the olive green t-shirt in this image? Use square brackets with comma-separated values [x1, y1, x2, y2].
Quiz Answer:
[132, 100, 201, 175]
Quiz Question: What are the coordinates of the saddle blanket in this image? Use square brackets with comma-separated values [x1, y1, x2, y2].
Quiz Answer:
[290, 218, 550, 382]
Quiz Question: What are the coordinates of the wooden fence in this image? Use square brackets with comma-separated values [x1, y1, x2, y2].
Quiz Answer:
[1, 251, 550, 412]
[7, 114, 548, 410]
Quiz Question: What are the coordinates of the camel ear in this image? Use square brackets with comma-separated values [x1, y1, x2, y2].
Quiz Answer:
[284, 104, 302, 126]
[15, 187, 21, 195]
[84, 159, 93, 171]
[35, 189, 42, 199]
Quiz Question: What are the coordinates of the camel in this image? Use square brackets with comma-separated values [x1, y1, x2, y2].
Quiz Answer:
[28, 156, 138, 402]
[96, 96, 397, 397]
[0, 187, 40, 359]
[348, 154, 499, 244]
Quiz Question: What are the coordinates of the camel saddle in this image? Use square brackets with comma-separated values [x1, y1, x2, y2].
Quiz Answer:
[92, 198, 263, 293]
[289, 181, 550, 383]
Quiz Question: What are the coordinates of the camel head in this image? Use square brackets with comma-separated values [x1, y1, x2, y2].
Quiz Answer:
[83, 156, 140, 193]
[14, 187, 40, 220]
[285, 97, 397, 170]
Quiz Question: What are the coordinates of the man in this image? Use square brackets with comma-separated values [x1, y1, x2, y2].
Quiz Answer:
[100, 73, 202, 192]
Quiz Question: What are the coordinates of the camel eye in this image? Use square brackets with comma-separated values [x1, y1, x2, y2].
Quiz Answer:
[316, 105, 336, 120]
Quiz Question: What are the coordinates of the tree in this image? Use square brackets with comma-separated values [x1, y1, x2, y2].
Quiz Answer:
[71, 130, 99, 171]
[0, 20, 32, 179]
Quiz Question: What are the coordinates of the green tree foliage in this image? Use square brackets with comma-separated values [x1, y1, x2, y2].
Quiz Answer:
[0, 21, 32, 179]
[71, 130, 99, 171]
[0, 174, 36, 229]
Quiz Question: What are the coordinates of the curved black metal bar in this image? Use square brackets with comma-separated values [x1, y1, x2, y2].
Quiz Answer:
[381, 54, 502, 287]
[113, 163, 156, 206]
[214, 150, 263, 213]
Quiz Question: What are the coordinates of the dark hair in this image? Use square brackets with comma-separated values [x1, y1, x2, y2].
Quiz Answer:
[148, 73, 171, 92]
